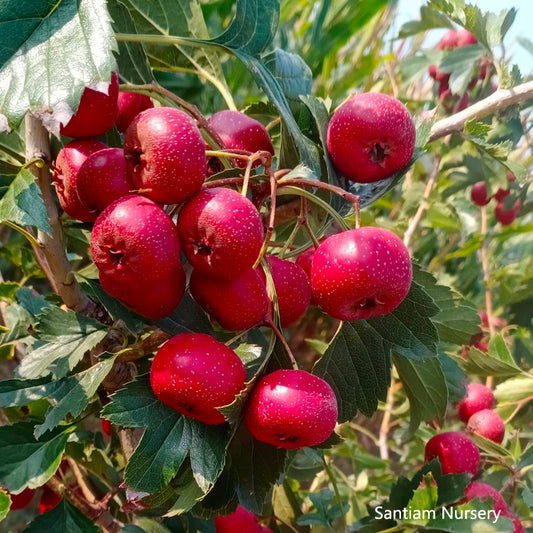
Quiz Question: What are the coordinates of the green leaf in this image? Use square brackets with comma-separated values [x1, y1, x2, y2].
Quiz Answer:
[165, 468, 205, 517]
[24, 499, 100, 533]
[0, 0, 117, 134]
[0, 422, 70, 492]
[17, 306, 108, 379]
[0, 488, 9, 521]
[264, 49, 312, 102]
[399, 5, 455, 38]
[439, 353, 467, 404]
[464, 5, 517, 49]
[438, 44, 485, 95]
[494, 375, 533, 403]
[0, 168, 50, 234]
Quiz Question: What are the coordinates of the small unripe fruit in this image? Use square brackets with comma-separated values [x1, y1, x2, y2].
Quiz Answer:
[150, 333, 246, 425]
[124, 107, 206, 204]
[178, 188, 264, 280]
[425, 432, 480, 476]
[38, 487, 61, 514]
[495, 199, 521, 226]
[245, 369, 338, 449]
[52, 139, 107, 221]
[327, 92, 416, 183]
[311, 227, 412, 321]
[77, 148, 131, 213]
[115, 92, 153, 133]
[461, 482, 508, 515]
[467, 409, 505, 444]
[214, 505, 266, 533]
[60, 73, 119, 138]
[6, 488, 35, 511]
[190, 268, 268, 331]
[470, 182, 491, 206]
[457, 383, 494, 423]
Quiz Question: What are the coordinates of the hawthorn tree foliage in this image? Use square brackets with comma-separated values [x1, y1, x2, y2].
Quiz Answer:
[0, 0, 532, 532]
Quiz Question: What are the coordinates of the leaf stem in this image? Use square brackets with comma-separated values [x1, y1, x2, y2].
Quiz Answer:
[322, 455, 347, 533]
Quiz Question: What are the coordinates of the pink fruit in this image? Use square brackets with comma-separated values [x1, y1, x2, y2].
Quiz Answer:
[150, 333, 246, 425]
[6, 488, 35, 511]
[494, 188, 510, 202]
[245, 369, 338, 449]
[461, 482, 508, 515]
[425, 432, 480, 476]
[311, 227, 412, 321]
[295, 247, 318, 305]
[455, 30, 477, 47]
[38, 487, 61, 514]
[60, 73, 119, 138]
[470, 182, 491, 206]
[189, 268, 268, 331]
[495, 199, 521, 226]
[327, 92, 416, 183]
[437, 30, 459, 50]
[177, 188, 264, 280]
[52, 139, 107, 221]
[261, 255, 312, 327]
[505, 513, 525, 533]
[115, 92, 153, 133]
[457, 383, 494, 423]
[77, 148, 132, 212]
[124, 107, 206, 204]
[214, 505, 263, 533]
[467, 409, 505, 444]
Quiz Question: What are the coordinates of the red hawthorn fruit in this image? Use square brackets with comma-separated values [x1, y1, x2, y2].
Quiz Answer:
[77, 148, 132, 213]
[177, 187, 264, 280]
[150, 333, 246, 425]
[102, 419, 111, 436]
[479, 311, 506, 329]
[245, 369, 338, 449]
[457, 383, 495, 423]
[437, 30, 459, 50]
[470, 182, 491, 206]
[295, 247, 318, 305]
[189, 268, 268, 331]
[467, 409, 505, 444]
[311, 227, 412, 321]
[505, 513, 525, 533]
[60, 73, 119, 138]
[455, 29, 478, 47]
[6, 488, 35, 511]
[124, 107, 206, 205]
[494, 188, 510, 202]
[457, 92, 469, 111]
[461, 482, 508, 515]
[495, 199, 521, 226]
[424, 432, 480, 476]
[52, 139, 107, 221]
[327, 92, 416, 183]
[214, 505, 266, 533]
[115, 92, 154, 133]
[38, 487, 61, 514]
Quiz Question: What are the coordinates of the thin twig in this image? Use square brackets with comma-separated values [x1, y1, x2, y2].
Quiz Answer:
[378, 379, 396, 460]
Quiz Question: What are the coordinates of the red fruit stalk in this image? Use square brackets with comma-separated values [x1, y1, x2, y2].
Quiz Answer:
[457, 383, 494, 423]
[425, 432, 480, 476]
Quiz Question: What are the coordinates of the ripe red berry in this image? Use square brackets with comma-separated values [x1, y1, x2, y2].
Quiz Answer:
[91, 195, 185, 319]
[6, 488, 35, 511]
[208, 110, 274, 167]
[214, 505, 265, 533]
[495, 199, 521, 226]
[455, 29, 477, 47]
[457, 383, 495, 423]
[311, 227, 412, 321]
[437, 30, 459, 50]
[115, 92, 153, 133]
[461, 482, 508, 515]
[261, 255, 312, 327]
[470, 182, 491, 206]
[60, 73, 119, 138]
[124, 107, 206, 205]
[38, 487, 61, 514]
[150, 333, 246, 425]
[505, 513, 525, 533]
[425, 432, 480, 476]
[494, 188, 510, 202]
[77, 148, 131, 213]
[52, 139, 107, 221]
[245, 370, 337, 449]
[177, 187, 264, 280]
[101, 419, 111, 436]
[190, 268, 268, 331]
[467, 409, 505, 444]
[327, 92, 416, 183]
[295, 247, 318, 305]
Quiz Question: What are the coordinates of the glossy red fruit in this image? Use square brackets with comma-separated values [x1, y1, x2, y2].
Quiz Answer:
[245, 369, 337, 449]
[77, 148, 131, 213]
[102, 419, 111, 436]
[150, 333, 246, 425]
[91, 195, 185, 319]
[470, 182, 491, 206]
[208, 110, 274, 168]
[327, 93, 416, 183]
[457, 383, 494, 423]
[177, 188, 264, 280]
[214, 505, 263, 533]
[190, 268, 268, 331]
[115, 92, 153, 133]
[261, 255, 312, 327]
[124, 107, 206, 204]
[295, 247, 318, 305]
[7, 488, 35, 511]
[311, 227, 412, 321]
[467, 409, 505, 443]
[425, 432, 480, 476]
[495, 199, 521, 226]
[52, 139, 107, 221]
[505, 513, 525, 533]
[60, 73, 119, 138]
[38, 487, 61, 514]
[461, 482, 508, 515]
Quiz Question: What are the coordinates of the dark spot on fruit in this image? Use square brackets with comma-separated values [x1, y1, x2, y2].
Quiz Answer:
[358, 297, 376, 310]
[193, 242, 212, 256]
[126, 149, 143, 172]
[106, 247, 124, 265]
[368, 143, 389, 164]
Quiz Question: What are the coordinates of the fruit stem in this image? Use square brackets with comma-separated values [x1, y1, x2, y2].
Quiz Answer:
[241, 157, 254, 198]
[204, 177, 245, 189]
[266, 117, 281, 131]
[1, 220, 40, 248]
[353, 196, 361, 229]
[278, 177, 360, 207]
[205, 149, 252, 162]
[253, 163, 278, 267]
[266, 319, 298, 370]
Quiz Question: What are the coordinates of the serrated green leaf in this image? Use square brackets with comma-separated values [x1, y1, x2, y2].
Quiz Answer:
[165, 468, 205, 517]
[439, 44, 485, 95]
[0, 489, 9, 521]
[16, 286, 51, 317]
[24, 499, 100, 533]
[264, 49, 312, 103]
[399, 5, 455, 38]
[0, 281, 19, 301]
[469, 433, 514, 461]
[439, 353, 467, 403]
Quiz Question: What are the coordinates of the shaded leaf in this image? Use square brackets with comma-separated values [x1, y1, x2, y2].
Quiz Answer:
[24, 499, 100, 533]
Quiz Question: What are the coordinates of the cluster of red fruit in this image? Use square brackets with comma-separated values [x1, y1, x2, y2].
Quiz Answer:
[3, 486, 60, 514]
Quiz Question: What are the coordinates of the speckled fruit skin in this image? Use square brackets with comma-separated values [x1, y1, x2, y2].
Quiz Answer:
[190, 268, 268, 331]
[208, 110, 274, 168]
[425, 432, 480, 476]
[457, 383, 494, 423]
[115, 92, 153, 133]
[245, 369, 338, 449]
[467, 409, 505, 443]
[150, 333, 246, 425]
[311, 227, 412, 321]
[495, 199, 521, 226]
[124, 107, 206, 204]
[52, 139, 107, 221]
[60, 73, 119, 138]
[295, 247, 317, 305]
[260, 255, 312, 327]
[214, 505, 265, 533]
[7, 488, 35, 511]
[177, 187, 264, 280]
[461, 482, 508, 515]
[91, 195, 185, 319]
[77, 148, 132, 213]
[470, 182, 491, 206]
[505, 513, 525, 533]
[327, 92, 416, 183]
[38, 487, 61, 514]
